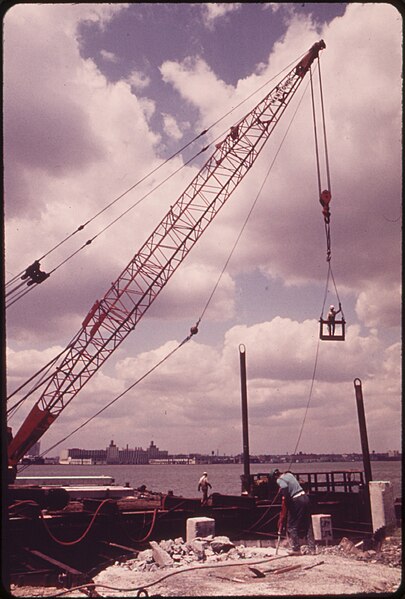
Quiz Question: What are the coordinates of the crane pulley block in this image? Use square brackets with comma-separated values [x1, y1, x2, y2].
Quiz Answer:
[295, 40, 326, 77]
[320, 189, 331, 223]
[21, 260, 50, 286]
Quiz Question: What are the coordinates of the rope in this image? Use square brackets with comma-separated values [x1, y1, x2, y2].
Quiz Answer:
[318, 58, 332, 193]
[289, 336, 322, 466]
[7, 323, 88, 417]
[310, 62, 333, 263]
[324, 220, 332, 262]
[5, 148, 208, 309]
[4, 284, 35, 309]
[330, 267, 343, 310]
[310, 67, 322, 199]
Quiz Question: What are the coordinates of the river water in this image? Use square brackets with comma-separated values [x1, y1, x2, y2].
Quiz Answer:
[17, 461, 402, 499]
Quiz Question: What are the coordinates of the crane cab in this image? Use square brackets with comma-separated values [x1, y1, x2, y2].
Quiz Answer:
[319, 318, 346, 341]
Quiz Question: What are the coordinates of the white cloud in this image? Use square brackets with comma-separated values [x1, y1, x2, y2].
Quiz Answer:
[148, 262, 236, 322]
[126, 69, 151, 90]
[201, 3, 242, 30]
[356, 285, 401, 330]
[160, 56, 234, 125]
[100, 49, 119, 63]
[161, 112, 183, 140]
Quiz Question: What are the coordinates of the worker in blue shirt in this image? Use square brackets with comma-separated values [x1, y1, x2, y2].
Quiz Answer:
[272, 468, 316, 555]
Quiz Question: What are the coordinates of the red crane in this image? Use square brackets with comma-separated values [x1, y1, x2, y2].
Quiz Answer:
[8, 40, 326, 475]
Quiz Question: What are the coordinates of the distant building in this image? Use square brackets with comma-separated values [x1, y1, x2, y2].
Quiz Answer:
[388, 450, 399, 457]
[106, 440, 120, 464]
[60, 439, 168, 465]
[147, 441, 168, 461]
[119, 444, 148, 465]
[60, 447, 107, 464]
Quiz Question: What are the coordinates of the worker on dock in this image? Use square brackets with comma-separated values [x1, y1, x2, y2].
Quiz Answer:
[198, 472, 212, 505]
[271, 468, 316, 555]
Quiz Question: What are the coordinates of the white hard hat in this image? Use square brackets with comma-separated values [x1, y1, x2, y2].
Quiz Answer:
[203, 472, 207, 475]
[330, 305, 335, 310]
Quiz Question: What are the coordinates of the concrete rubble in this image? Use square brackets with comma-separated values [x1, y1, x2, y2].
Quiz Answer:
[9, 532, 402, 597]
[322, 534, 402, 568]
[115, 535, 280, 573]
[108, 530, 402, 576]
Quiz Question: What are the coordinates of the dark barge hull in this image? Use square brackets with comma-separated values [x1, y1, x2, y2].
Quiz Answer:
[6, 470, 401, 588]
[7, 495, 367, 588]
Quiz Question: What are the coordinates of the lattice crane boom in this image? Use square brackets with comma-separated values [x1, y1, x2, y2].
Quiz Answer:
[8, 40, 326, 467]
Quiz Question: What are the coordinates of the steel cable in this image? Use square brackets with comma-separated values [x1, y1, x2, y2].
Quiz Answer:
[6, 50, 307, 309]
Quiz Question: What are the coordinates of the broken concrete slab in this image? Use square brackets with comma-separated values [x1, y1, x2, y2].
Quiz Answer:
[150, 541, 174, 567]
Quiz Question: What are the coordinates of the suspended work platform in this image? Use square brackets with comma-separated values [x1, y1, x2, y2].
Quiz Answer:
[319, 318, 346, 341]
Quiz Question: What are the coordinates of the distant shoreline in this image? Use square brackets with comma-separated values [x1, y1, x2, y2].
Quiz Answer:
[21, 454, 402, 466]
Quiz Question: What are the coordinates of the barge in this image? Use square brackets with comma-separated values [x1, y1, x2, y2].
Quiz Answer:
[8, 466, 401, 589]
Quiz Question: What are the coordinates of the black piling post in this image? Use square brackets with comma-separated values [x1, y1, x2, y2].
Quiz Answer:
[239, 344, 250, 493]
[353, 378, 373, 486]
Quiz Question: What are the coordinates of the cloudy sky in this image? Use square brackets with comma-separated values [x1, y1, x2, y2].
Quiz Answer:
[4, 3, 402, 460]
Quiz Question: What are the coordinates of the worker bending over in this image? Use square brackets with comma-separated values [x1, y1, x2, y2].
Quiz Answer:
[272, 468, 316, 555]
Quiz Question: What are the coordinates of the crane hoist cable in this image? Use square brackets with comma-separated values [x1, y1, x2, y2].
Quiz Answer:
[310, 63, 333, 261]
[288, 335, 322, 466]
[309, 61, 345, 338]
[286, 59, 341, 462]
[5, 52, 306, 309]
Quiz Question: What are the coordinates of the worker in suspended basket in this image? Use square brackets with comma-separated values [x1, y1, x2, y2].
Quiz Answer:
[271, 468, 316, 556]
[198, 472, 212, 505]
[326, 303, 342, 335]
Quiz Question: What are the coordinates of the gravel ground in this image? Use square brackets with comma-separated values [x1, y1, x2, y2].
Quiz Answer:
[8, 531, 402, 597]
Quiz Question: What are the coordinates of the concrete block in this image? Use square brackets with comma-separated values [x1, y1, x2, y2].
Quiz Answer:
[149, 541, 174, 567]
[311, 514, 333, 541]
[369, 481, 396, 533]
[186, 517, 215, 542]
